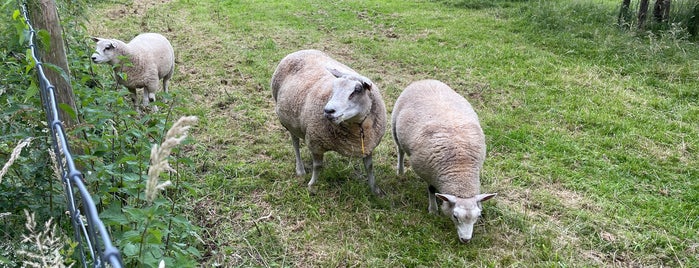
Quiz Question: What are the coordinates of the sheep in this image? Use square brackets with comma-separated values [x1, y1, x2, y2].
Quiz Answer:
[271, 49, 387, 195]
[391, 79, 497, 243]
[91, 33, 175, 112]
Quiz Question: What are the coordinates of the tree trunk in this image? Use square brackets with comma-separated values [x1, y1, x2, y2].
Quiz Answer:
[27, 0, 79, 128]
[653, 0, 672, 23]
[690, 3, 699, 38]
[638, 0, 650, 29]
[618, 0, 632, 27]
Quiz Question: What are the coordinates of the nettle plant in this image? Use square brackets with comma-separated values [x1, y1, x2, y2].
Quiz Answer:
[0, 7, 63, 265]
[1, 2, 202, 267]
[72, 40, 202, 268]
[74, 84, 202, 267]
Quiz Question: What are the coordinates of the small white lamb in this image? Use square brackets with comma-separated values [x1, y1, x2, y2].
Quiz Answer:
[271, 49, 387, 195]
[91, 33, 175, 112]
[392, 79, 496, 243]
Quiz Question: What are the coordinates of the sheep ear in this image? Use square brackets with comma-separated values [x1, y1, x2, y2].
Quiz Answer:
[91, 37, 101, 42]
[327, 68, 373, 90]
[476, 193, 497, 202]
[327, 67, 345, 78]
[435, 193, 457, 204]
[360, 77, 373, 91]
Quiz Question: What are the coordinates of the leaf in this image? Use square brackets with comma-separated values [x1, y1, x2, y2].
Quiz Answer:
[23, 83, 38, 103]
[24, 49, 35, 72]
[123, 206, 147, 222]
[100, 203, 129, 226]
[12, 9, 19, 20]
[41, 62, 72, 86]
[142, 247, 165, 268]
[147, 228, 163, 244]
[58, 103, 77, 119]
[36, 29, 51, 53]
[186, 246, 202, 258]
[122, 242, 138, 257]
[121, 230, 142, 243]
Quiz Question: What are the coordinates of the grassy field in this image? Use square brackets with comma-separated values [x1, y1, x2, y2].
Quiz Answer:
[85, 0, 698, 266]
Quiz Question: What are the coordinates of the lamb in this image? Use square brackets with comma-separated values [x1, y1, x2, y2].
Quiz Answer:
[91, 33, 175, 112]
[391, 79, 497, 243]
[271, 49, 387, 195]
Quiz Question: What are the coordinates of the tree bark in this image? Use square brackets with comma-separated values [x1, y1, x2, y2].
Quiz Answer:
[653, 0, 672, 23]
[27, 0, 79, 128]
[690, 3, 699, 38]
[618, 0, 632, 27]
[638, 0, 650, 30]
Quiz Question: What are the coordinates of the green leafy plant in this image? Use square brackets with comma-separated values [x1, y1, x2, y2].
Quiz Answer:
[1, 1, 203, 266]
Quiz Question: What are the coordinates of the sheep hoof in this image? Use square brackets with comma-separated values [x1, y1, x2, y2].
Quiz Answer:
[372, 187, 385, 197]
[307, 185, 317, 195]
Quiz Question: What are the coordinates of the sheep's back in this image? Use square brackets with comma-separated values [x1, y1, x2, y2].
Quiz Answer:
[393, 80, 485, 196]
[126, 33, 174, 77]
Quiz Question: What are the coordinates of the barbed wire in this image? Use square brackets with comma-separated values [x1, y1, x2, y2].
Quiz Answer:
[19, 2, 123, 267]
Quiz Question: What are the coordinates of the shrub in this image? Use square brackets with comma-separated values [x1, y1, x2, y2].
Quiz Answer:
[1, 1, 203, 266]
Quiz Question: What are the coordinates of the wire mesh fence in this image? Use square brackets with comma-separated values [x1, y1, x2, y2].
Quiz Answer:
[19, 2, 124, 267]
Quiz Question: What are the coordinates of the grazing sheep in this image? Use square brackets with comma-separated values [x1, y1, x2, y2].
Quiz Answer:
[392, 79, 496, 243]
[91, 33, 175, 112]
[271, 49, 387, 195]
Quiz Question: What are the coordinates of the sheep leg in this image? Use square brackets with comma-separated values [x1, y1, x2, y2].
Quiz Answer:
[396, 146, 405, 175]
[308, 152, 324, 192]
[127, 87, 142, 114]
[162, 79, 170, 93]
[163, 69, 172, 93]
[291, 136, 305, 175]
[363, 154, 382, 195]
[427, 185, 438, 214]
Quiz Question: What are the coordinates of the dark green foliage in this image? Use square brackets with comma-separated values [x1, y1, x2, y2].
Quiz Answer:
[1, 1, 202, 266]
[0, 0, 59, 239]
[615, 0, 699, 39]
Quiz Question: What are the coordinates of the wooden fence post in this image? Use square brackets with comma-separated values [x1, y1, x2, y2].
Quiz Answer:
[27, 0, 79, 128]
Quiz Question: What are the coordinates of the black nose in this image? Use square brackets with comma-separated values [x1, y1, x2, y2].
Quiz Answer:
[459, 237, 471, 243]
[91, 56, 97, 61]
[324, 108, 335, 115]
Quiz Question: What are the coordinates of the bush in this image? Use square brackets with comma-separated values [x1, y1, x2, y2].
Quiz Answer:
[1, 1, 202, 266]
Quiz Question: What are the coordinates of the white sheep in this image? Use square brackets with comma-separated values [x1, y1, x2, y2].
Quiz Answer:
[391, 79, 497, 243]
[271, 49, 387, 195]
[91, 33, 175, 112]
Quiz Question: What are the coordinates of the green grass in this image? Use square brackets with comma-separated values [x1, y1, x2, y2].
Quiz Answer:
[84, 0, 698, 266]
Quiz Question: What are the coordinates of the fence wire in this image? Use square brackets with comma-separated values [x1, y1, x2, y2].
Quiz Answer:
[19, 2, 123, 268]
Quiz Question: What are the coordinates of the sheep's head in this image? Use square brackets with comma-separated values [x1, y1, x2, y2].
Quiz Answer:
[90, 37, 119, 65]
[323, 68, 374, 124]
[436, 192, 496, 243]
